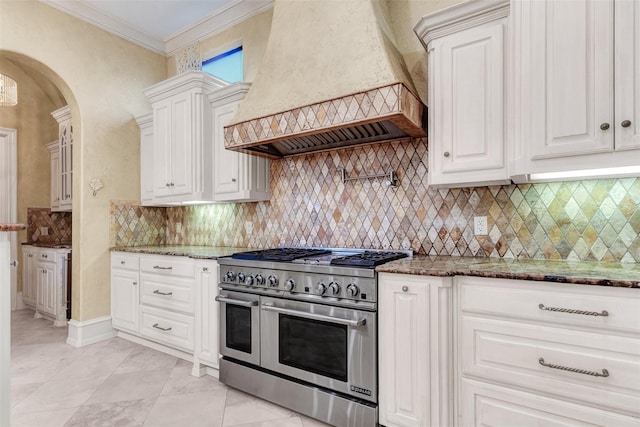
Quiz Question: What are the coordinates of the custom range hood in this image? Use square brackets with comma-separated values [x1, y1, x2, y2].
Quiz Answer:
[224, 0, 427, 159]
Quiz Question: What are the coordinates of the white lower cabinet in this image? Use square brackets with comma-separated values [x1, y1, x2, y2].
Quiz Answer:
[456, 276, 640, 425]
[193, 259, 219, 375]
[22, 245, 70, 326]
[378, 273, 453, 427]
[110, 252, 219, 374]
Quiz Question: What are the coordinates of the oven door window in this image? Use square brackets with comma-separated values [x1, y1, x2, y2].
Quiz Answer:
[226, 305, 252, 354]
[278, 314, 347, 382]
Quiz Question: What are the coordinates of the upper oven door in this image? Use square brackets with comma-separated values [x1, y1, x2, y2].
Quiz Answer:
[216, 289, 260, 366]
[260, 296, 377, 403]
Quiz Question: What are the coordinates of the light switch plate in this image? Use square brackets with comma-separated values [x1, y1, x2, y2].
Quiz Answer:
[474, 217, 487, 235]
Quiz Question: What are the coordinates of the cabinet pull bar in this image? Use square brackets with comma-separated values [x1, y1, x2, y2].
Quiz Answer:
[538, 304, 608, 317]
[153, 265, 173, 270]
[152, 323, 172, 332]
[153, 290, 173, 296]
[538, 358, 609, 378]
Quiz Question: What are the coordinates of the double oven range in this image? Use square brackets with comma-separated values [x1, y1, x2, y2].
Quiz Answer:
[216, 248, 409, 427]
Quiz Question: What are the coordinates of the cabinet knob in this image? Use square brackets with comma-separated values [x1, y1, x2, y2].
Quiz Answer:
[231, 178, 237, 182]
[166, 183, 170, 187]
[443, 151, 450, 157]
[600, 123, 610, 130]
[133, 281, 137, 285]
[10, 260, 17, 267]
[202, 267, 208, 272]
[402, 286, 408, 292]
[120, 260, 125, 264]
[170, 182, 174, 187]
[621, 120, 632, 128]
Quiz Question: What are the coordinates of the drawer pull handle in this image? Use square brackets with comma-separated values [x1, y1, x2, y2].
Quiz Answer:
[538, 358, 609, 378]
[153, 266, 173, 270]
[152, 323, 172, 332]
[153, 290, 173, 296]
[538, 304, 608, 317]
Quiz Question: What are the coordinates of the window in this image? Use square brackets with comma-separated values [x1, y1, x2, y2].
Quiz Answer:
[202, 46, 243, 83]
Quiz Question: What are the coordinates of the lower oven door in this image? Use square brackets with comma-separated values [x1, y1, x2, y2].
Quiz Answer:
[260, 296, 377, 403]
[216, 289, 260, 366]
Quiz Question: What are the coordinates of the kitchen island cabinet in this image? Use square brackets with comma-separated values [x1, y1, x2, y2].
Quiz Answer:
[378, 273, 453, 427]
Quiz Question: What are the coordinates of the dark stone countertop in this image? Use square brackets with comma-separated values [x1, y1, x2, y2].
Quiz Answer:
[110, 245, 249, 260]
[0, 223, 26, 232]
[23, 241, 72, 249]
[376, 255, 640, 288]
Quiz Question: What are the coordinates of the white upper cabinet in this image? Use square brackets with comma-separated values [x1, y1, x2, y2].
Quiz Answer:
[135, 114, 154, 205]
[45, 140, 60, 211]
[511, 0, 640, 181]
[209, 83, 270, 203]
[51, 106, 72, 211]
[139, 73, 270, 205]
[415, 0, 511, 188]
[143, 71, 227, 204]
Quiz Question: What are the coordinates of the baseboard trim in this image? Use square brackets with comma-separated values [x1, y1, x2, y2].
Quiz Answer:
[116, 331, 194, 362]
[66, 316, 116, 347]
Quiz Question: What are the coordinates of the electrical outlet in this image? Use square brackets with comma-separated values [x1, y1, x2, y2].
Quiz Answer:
[474, 216, 488, 235]
[40, 227, 48, 236]
[176, 222, 182, 233]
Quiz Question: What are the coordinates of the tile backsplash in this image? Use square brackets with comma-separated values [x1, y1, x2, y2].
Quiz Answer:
[26, 207, 72, 243]
[111, 138, 640, 263]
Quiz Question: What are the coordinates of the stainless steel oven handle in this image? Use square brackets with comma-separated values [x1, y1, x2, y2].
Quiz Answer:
[261, 303, 367, 328]
[215, 295, 259, 307]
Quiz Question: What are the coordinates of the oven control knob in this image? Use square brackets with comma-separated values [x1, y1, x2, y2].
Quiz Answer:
[237, 272, 246, 283]
[315, 282, 327, 295]
[245, 275, 255, 286]
[268, 275, 279, 287]
[225, 271, 236, 282]
[346, 283, 360, 297]
[255, 274, 265, 286]
[328, 282, 341, 295]
[284, 279, 296, 291]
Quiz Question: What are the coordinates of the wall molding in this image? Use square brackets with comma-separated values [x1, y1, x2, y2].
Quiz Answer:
[66, 315, 115, 347]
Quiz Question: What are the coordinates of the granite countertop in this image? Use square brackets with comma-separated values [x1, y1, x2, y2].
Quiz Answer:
[0, 223, 26, 232]
[23, 241, 72, 249]
[377, 255, 640, 288]
[111, 245, 249, 260]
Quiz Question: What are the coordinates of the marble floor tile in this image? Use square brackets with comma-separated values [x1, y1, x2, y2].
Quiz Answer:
[113, 346, 179, 374]
[10, 381, 42, 408]
[84, 368, 172, 405]
[10, 407, 79, 427]
[143, 390, 227, 427]
[160, 364, 226, 396]
[63, 398, 156, 427]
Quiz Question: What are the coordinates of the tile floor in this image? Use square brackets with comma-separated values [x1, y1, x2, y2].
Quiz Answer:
[10, 309, 331, 427]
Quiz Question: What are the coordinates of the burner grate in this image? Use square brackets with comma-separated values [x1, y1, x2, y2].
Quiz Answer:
[231, 248, 332, 262]
[330, 251, 408, 268]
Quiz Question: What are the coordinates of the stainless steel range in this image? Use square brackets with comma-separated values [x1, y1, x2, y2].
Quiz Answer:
[216, 248, 410, 427]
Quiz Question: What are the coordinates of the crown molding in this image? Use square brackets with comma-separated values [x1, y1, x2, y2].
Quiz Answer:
[39, 0, 274, 56]
[40, 0, 166, 54]
[165, 0, 273, 56]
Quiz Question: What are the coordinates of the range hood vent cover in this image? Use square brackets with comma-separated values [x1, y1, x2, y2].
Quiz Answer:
[223, 0, 427, 158]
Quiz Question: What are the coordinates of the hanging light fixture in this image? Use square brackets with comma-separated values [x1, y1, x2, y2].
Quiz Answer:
[0, 73, 18, 106]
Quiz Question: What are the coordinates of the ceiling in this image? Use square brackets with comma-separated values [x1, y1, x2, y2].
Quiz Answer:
[40, 0, 273, 55]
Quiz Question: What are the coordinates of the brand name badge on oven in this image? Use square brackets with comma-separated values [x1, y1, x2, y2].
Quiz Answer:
[350, 386, 372, 396]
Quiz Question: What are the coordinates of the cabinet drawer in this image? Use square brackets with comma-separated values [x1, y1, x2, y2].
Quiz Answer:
[458, 276, 640, 334]
[461, 315, 640, 415]
[139, 255, 195, 278]
[140, 305, 194, 352]
[460, 378, 640, 427]
[140, 274, 195, 314]
[111, 252, 139, 271]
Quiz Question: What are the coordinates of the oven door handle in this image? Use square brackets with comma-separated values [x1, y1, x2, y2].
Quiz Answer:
[261, 303, 367, 328]
[215, 295, 259, 307]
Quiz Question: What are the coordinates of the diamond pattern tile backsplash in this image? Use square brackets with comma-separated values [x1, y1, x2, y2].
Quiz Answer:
[26, 208, 72, 243]
[112, 138, 640, 263]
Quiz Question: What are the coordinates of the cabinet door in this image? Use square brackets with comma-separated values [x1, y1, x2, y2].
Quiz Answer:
[36, 261, 56, 316]
[214, 102, 241, 198]
[195, 260, 219, 367]
[59, 118, 72, 209]
[111, 268, 139, 332]
[152, 98, 173, 197]
[139, 120, 154, 204]
[168, 91, 194, 197]
[429, 19, 508, 187]
[50, 148, 60, 211]
[521, 0, 614, 160]
[21, 248, 36, 306]
[615, 0, 640, 151]
[379, 276, 430, 427]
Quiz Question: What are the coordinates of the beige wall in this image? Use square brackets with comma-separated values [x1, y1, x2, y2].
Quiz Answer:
[0, 57, 65, 293]
[0, 0, 166, 320]
[167, 8, 273, 80]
